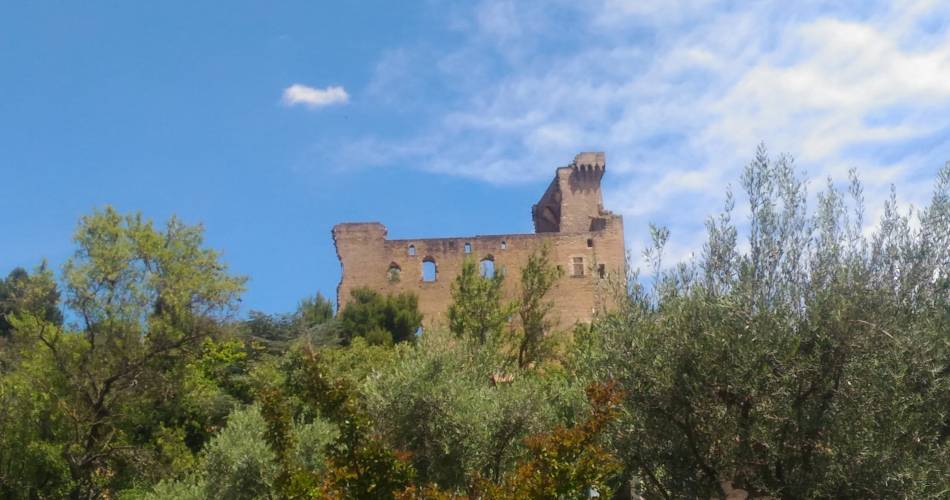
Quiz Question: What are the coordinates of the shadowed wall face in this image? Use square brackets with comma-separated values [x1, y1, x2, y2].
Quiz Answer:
[333, 152, 626, 329]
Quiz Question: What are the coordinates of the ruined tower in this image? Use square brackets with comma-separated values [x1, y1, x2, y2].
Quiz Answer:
[333, 152, 625, 328]
[532, 152, 608, 233]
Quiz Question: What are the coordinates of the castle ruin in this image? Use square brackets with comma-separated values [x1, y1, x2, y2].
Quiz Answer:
[332, 152, 626, 328]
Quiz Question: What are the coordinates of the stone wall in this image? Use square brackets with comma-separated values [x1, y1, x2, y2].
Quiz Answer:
[332, 152, 626, 330]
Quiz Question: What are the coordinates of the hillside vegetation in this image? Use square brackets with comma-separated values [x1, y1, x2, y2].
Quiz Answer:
[1, 147, 948, 499]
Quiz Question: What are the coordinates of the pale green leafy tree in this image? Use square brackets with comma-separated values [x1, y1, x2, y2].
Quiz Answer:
[447, 258, 516, 345]
[6, 207, 245, 499]
[516, 244, 563, 368]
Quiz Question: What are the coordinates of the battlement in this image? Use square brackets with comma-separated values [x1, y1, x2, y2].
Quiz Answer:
[569, 152, 605, 189]
[532, 152, 610, 233]
[572, 151, 605, 168]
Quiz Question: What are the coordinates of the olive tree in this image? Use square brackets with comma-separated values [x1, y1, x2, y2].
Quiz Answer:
[585, 147, 950, 498]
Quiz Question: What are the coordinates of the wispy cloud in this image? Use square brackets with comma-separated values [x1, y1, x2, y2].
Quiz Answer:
[330, 0, 950, 265]
[281, 84, 349, 109]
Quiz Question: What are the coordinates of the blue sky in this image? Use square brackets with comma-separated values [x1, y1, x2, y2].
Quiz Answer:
[3, 1, 950, 315]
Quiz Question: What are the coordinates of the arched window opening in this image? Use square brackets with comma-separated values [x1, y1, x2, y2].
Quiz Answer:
[572, 256, 585, 277]
[408, 244, 416, 256]
[387, 262, 401, 283]
[587, 238, 594, 248]
[422, 257, 437, 282]
[597, 263, 606, 279]
[464, 242, 472, 254]
[480, 256, 495, 278]
[500, 240, 507, 250]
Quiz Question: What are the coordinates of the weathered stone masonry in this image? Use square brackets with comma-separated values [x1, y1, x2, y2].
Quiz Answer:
[333, 152, 626, 328]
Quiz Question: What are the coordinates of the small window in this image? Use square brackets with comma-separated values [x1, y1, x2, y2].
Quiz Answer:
[480, 257, 495, 278]
[408, 244, 416, 256]
[500, 240, 507, 250]
[464, 242, 472, 254]
[387, 263, 401, 283]
[422, 257, 437, 282]
[597, 263, 606, 279]
[572, 257, 584, 277]
[587, 238, 594, 248]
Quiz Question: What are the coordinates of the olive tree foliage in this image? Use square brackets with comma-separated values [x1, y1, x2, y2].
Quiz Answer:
[364, 329, 588, 493]
[137, 403, 335, 500]
[0, 207, 246, 499]
[139, 405, 277, 500]
[201, 405, 278, 500]
[585, 145, 950, 498]
[447, 258, 515, 345]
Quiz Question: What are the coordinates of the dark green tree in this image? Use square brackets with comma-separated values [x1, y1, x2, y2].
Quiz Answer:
[239, 293, 338, 355]
[241, 311, 298, 355]
[0, 264, 62, 340]
[293, 292, 341, 348]
[339, 288, 422, 345]
[295, 292, 334, 330]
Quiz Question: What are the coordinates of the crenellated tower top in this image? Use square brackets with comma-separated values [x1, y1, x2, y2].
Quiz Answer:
[532, 152, 610, 233]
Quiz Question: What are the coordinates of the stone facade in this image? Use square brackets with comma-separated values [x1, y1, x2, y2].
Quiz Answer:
[332, 152, 626, 329]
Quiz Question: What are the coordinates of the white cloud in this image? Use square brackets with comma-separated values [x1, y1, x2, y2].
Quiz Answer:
[707, 15, 950, 163]
[281, 84, 349, 109]
[340, 0, 950, 264]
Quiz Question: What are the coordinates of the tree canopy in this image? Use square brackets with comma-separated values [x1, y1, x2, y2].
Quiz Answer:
[338, 288, 423, 345]
[0, 264, 62, 340]
[1, 150, 948, 499]
[447, 257, 515, 345]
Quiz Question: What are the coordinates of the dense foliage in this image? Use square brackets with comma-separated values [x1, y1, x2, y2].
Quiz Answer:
[447, 258, 514, 345]
[583, 147, 950, 498]
[1, 147, 948, 498]
[0, 264, 62, 340]
[338, 288, 423, 346]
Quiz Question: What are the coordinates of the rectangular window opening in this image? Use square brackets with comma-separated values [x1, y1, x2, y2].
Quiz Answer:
[572, 257, 584, 277]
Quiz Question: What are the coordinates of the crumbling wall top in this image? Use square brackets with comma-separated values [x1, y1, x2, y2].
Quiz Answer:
[333, 222, 387, 239]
